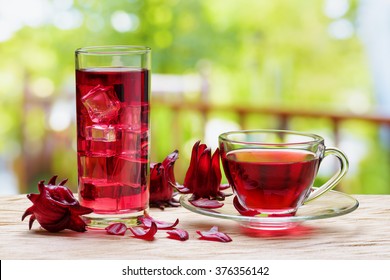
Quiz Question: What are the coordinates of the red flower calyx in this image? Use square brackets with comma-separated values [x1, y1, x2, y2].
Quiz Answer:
[22, 176, 93, 232]
[176, 141, 228, 208]
[150, 150, 180, 209]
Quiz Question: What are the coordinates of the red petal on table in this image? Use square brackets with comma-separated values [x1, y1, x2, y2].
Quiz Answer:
[166, 228, 189, 241]
[196, 226, 232, 242]
[105, 223, 128, 235]
[233, 196, 260, 216]
[174, 184, 191, 194]
[129, 222, 158, 240]
[168, 196, 181, 207]
[139, 216, 179, 229]
[190, 198, 224, 209]
[219, 183, 231, 190]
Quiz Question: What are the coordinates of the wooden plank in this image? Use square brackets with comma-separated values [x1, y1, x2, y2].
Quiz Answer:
[0, 194, 389, 260]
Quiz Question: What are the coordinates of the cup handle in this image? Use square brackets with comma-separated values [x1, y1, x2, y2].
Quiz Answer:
[304, 147, 349, 204]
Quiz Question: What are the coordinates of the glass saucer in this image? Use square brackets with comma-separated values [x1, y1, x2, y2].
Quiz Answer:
[180, 190, 359, 230]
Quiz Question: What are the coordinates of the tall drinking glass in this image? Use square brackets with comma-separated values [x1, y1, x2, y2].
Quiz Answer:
[75, 46, 151, 228]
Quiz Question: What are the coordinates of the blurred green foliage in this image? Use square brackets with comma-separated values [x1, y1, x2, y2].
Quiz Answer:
[0, 0, 389, 194]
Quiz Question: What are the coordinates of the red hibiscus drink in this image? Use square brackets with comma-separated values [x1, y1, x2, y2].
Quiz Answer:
[219, 130, 349, 217]
[75, 46, 151, 227]
[223, 149, 319, 215]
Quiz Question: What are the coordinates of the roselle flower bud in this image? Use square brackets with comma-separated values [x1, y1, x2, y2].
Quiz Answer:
[149, 150, 180, 208]
[22, 176, 93, 232]
[177, 141, 227, 208]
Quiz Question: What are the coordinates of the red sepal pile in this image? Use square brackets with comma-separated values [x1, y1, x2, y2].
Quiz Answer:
[105, 216, 189, 241]
[21, 176, 93, 232]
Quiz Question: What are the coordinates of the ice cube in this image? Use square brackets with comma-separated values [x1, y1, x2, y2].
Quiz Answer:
[119, 128, 149, 159]
[79, 178, 123, 212]
[81, 84, 121, 123]
[119, 105, 142, 130]
[79, 155, 115, 180]
[111, 155, 148, 187]
[85, 124, 118, 156]
[85, 124, 117, 142]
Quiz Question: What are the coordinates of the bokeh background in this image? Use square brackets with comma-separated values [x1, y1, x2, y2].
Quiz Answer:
[1, 0, 390, 195]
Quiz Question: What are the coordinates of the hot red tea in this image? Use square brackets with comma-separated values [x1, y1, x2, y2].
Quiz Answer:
[76, 68, 149, 214]
[222, 149, 320, 215]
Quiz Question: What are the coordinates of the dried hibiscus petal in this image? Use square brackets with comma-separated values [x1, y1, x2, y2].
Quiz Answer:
[175, 184, 191, 194]
[189, 198, 224, 209]
[139, 215, 179, 229]
[150, 150, 180, 209]
[105, 223, 128, 235]
[129, 222, 158, 240]
[21, 176, 93, 232]
[233, 196, 260, 216]
[196, 226, 232, 242]
[167, 228, 189, 241]
[219, 183, 231, 190]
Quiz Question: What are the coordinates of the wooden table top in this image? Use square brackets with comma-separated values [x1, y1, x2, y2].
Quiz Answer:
[1, 193, 389, 260]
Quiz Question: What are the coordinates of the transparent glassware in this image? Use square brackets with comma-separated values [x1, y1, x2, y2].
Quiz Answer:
[75, 45, 151, 228]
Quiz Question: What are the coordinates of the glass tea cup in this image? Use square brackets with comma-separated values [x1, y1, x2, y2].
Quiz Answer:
[218, 129, 348, 217]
